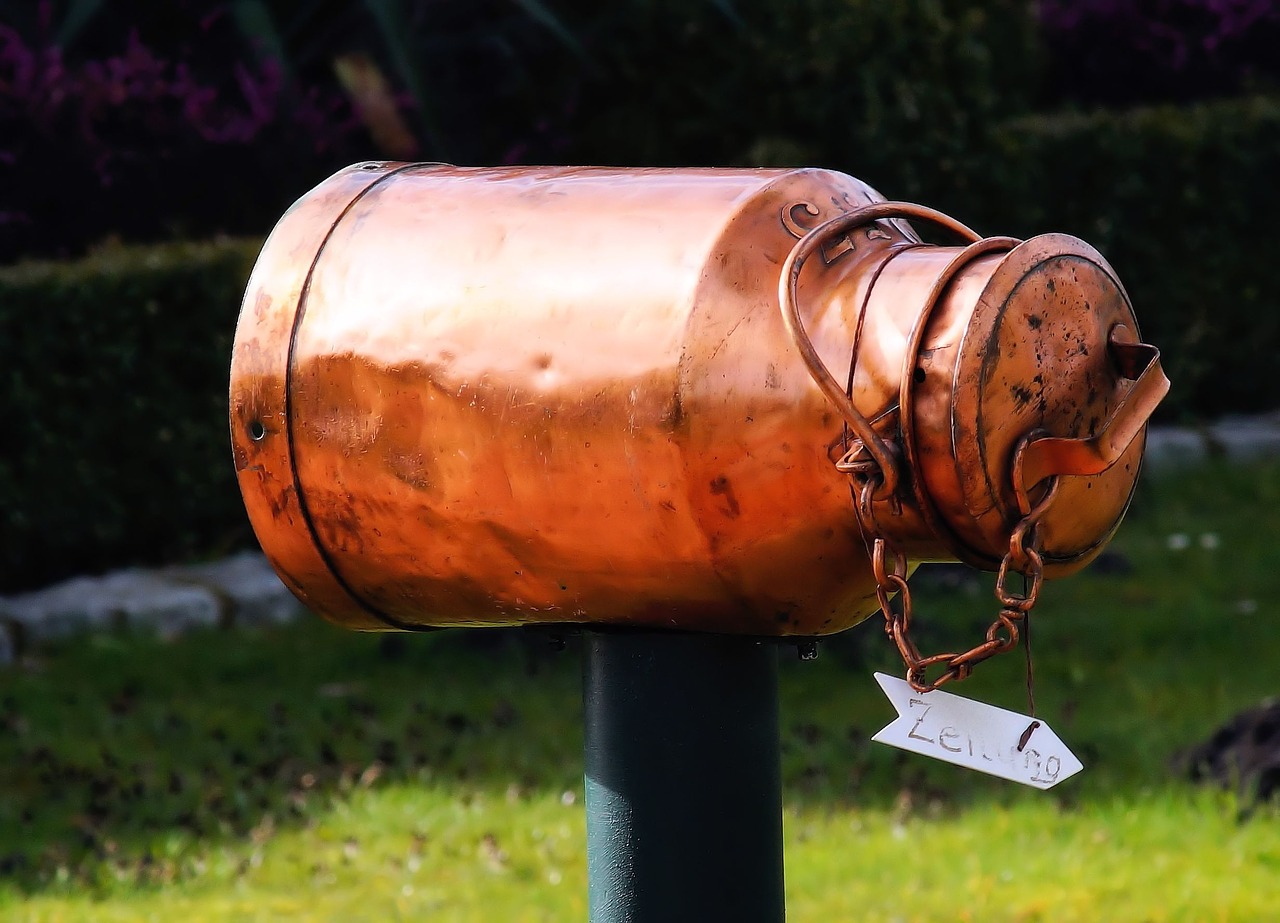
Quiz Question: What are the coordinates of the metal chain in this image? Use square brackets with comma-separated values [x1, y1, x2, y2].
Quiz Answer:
[864, 470, 1061, 694]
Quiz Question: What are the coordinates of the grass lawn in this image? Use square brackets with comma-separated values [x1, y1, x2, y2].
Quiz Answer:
[2, 458, 1279, 921]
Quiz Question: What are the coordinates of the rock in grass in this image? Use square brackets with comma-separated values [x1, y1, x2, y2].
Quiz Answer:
[1175, 699, 1280, 806]
[161, 551, 303, 628]
[0, 570, 219, 643]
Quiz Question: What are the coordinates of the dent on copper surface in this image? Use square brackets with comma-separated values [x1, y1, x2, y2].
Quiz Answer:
[230, 163, 1164, 635]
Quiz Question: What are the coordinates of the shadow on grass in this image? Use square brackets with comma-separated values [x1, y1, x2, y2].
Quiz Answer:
[0, 614, 1042, 896]
[0, 622, 593, 894]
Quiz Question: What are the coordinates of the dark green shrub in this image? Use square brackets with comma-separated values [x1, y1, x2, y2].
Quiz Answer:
[0, 239, 262, 593]
[552, 0, 1043, 211]
[967, 95, 1280, 422]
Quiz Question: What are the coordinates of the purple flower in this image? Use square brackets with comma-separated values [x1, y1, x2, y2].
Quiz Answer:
[1037, 0, 1280, 104]
[0, 3, 373, 260]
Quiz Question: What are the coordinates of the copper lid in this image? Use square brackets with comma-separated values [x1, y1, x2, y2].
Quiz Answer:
[942, 234, 1162, 572]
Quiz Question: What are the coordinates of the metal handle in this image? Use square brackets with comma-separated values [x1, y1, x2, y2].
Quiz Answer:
[1013, 324, 1170, 494]
[778, 202, 981, 499]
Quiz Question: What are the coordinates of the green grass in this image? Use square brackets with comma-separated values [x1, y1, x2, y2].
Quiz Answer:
[2, 459, 1279, 921]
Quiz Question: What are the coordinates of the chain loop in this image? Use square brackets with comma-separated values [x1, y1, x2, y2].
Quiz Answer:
[869, 470, 1057, 693]
[995, 549, 1043, 611]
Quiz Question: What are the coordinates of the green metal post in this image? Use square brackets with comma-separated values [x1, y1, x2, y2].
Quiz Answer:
[582, 631, 785, 922]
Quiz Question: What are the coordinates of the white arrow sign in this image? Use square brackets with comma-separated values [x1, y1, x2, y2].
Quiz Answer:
[871, 672, 1083, 789]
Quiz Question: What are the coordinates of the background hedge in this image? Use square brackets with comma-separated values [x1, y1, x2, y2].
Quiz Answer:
[0, 240, 260, 593]
[544, 0, 1040, 207]
[972, 95, 1280, 421]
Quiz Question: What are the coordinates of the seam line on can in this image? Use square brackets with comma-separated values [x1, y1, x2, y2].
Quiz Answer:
[284, 163, 438, 632]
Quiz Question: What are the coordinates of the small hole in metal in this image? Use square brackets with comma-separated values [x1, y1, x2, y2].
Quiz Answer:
[358, 161, 384, 171]
[913, 367, 927, 384]
[249, 420, 266, 441]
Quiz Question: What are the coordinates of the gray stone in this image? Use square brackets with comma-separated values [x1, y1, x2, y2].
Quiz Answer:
[162, 551, 304, 628]
[0, 570, 219, 644]
[1144, 415, 1280, 470]
[1143, 426, 1211, 468]
[0, 576, 120, 643]
[1206, 414, 1280, 463]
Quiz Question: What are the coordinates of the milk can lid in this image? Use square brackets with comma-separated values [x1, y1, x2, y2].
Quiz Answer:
[950, 234, 1155, 573]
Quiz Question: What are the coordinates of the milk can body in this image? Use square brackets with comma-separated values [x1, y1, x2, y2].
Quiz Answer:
[230, 163, 1163, 637]
[232, 164, 899, 635]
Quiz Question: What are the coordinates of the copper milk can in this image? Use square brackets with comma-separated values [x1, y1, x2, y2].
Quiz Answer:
[230, 162, 1168, 639]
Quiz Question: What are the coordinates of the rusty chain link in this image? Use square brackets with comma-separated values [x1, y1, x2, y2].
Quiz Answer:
[863, 460, 1061, 694]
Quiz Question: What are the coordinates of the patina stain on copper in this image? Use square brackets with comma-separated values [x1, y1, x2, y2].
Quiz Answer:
[230, 162, 1167, 637]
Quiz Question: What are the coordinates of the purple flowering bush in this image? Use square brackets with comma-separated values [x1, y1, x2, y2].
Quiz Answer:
[5, 0, 1279, 263]
[0, 3, 366, 262]
[1037, 0, 1280, 106]
[0, 0, 587, 263]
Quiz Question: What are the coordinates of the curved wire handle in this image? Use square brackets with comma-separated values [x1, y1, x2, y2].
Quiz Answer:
[778, 202, 982, 500]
